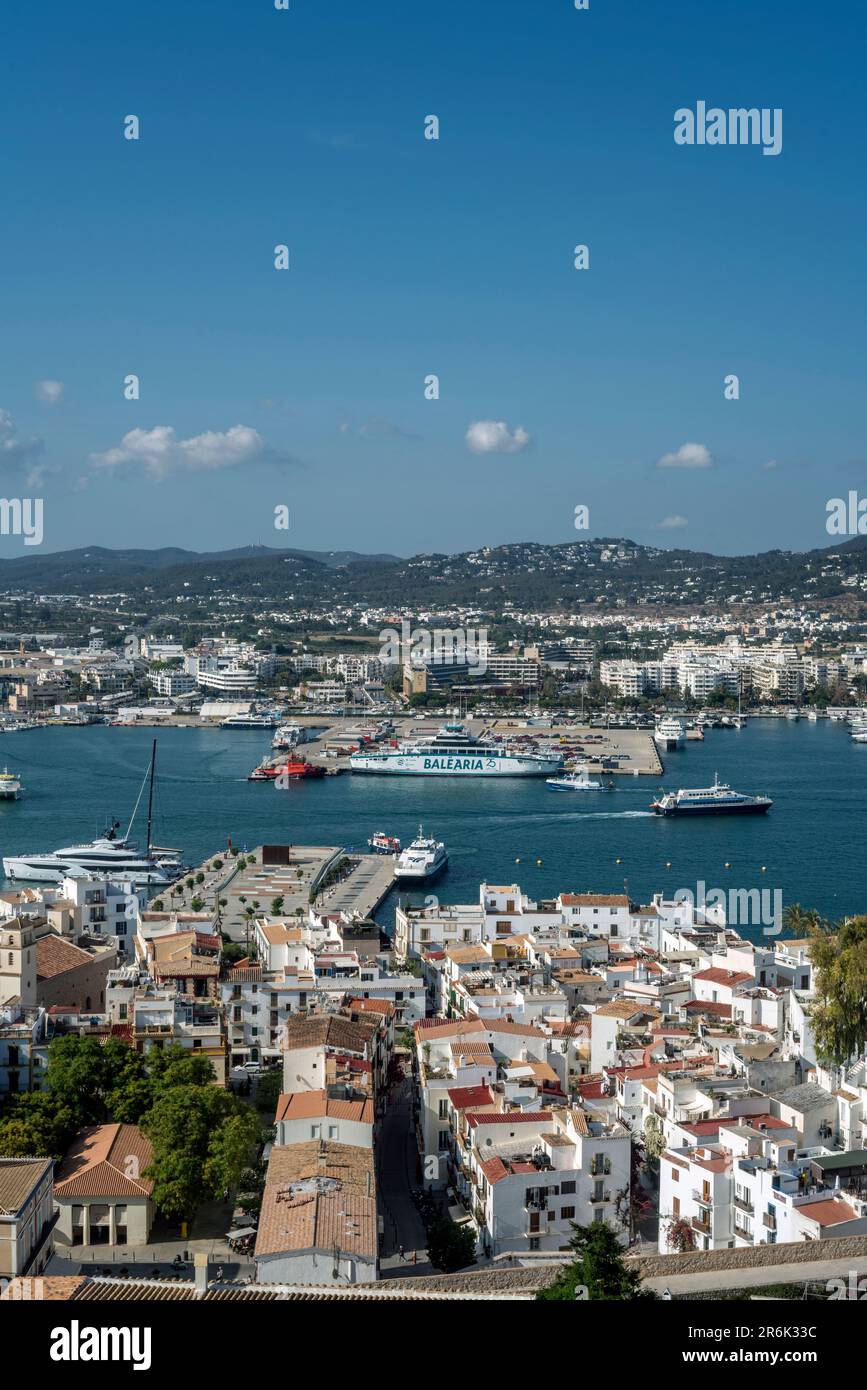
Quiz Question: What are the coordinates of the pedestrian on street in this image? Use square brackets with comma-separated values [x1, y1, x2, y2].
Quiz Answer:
[399, 1244, 405, 1261]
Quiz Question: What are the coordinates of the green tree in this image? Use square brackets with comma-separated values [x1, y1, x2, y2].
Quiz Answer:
[0, 1091, 78, 1157]
[426, 1218, 476, 1272]
[204, 1109, 262, 1195]
[47, 1036, 145, 1125]
[536, 1222, 655, 1301]
[809, 916, 867, 1065]
[643, 1114, 666, 1164]
[254, 1067, 283, 1117]
[782, 903, 824, 937]
[141, 1085, 257, 1222]
[148, 1045, 216, 1093]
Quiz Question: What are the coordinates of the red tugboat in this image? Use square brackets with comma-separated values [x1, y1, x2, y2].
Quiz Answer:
[248, 758, 325, 782]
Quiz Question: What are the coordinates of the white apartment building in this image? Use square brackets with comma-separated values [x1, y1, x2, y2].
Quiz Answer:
[151, 670, 195, 696]
[463, 1107, 631, 1257]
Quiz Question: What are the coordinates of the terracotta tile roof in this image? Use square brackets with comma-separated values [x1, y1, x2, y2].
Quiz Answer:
[1, 1276, 87, 1301]
[415, 1018, 485, 1038]
[345, 997, 394, 1016]
[0, 1157, 53, 1215]
[593, 999, 645, 1019]
[54, 1124, 154, 1198]
[275, 1090, 374, 1125]
[280, 1015, 372, 1055]
[255, 1141, 376, 1262]
[485, 1020, 548, 1038]
[36, 935, 95, 980]
[467, 1110, 553, 1129]
[799, 1198, 858, 1228]
[446, 1085, 495, 1111]
[559, 894, 631, 907]
[692, 968, 753, 987]
[684, 1000, 733, 1018]
[260, 924, 306, 946]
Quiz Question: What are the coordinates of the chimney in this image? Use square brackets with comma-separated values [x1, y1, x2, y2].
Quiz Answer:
[194, 1252, 209, 1296]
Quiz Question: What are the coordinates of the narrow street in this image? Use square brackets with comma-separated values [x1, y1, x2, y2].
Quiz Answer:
[376, 1076, 430, 1274]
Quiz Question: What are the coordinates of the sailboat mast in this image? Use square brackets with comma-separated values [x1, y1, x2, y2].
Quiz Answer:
[146, 739, 156, 854]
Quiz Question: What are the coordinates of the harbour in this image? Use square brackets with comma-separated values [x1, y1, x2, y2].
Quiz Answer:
[0, 717, 864, 923]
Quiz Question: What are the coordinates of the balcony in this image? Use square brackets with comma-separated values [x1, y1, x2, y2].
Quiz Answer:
[762, 1210, 777, 1230]
[588, 1191, 611, 1205]
[589, 1157, 612, 1177]
[691, 1214, 712, 1235]
[733, 1193, 754, 1214]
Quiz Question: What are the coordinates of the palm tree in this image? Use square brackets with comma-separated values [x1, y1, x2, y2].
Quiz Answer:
[782, 903, 824, 937]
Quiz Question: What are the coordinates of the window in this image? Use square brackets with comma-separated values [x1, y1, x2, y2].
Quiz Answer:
[671, 1166, 679, 1182]
[560, 1206, 575, 1220]
[592, 1209, 604, 1224]
[672, 1196, 680, 1218]
[560, 1180, 576, 1195]
[311, 1124, 322, 1138]
[328, 1125, 338, 1139]
[438, 1131, 449, 1152]
[528, 1237, 540, 1251]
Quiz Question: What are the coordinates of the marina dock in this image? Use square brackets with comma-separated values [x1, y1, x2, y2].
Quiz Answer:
[246, 715, 664, 779]
[163, 842, 396, 944]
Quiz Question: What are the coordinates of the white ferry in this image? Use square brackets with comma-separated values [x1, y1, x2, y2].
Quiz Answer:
[0, 769, 22, 800]
[651, 774, 772, 817]
[654, 717, 685, 750]
[395, 827, 448, 881]
[349, 723, 563, 777]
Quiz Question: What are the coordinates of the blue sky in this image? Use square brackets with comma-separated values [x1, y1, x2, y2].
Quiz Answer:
[1, 0, 865, 557]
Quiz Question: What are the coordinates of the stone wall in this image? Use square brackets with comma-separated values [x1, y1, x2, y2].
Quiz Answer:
[630, 1233, 867, 1278]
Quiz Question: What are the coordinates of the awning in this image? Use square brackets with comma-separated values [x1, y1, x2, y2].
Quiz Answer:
[227, 1226, 256, 1239]
[448, 1205, 472, 1225]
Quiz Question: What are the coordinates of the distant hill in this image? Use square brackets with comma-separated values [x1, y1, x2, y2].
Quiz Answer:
[0, 537, 864, 610]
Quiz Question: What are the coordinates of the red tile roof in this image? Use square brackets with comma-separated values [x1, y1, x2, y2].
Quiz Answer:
[692, 968, 753, 987]
[54, 1124, 153, 1198]
[446, 1086, 495, 1111]
[466, 1110, 552, 1129]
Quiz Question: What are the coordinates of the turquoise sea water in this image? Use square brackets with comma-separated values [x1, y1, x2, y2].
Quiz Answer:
[0, 720, 863, 931]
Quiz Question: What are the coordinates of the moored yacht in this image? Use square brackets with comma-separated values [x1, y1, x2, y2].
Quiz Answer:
[2, 740, 185, 885]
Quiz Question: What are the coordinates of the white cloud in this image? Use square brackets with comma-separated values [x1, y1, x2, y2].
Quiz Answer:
[465, 420, 531, 455]
[657, 514, 689, 530]
[761, 459, 778, 471]
[0, 408, 45, 473]
[656, 441, 712, 469]
[35, 379, 64, 405]
[90, 424, 271, 479]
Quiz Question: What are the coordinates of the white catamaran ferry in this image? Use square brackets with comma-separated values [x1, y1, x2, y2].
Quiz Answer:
[350, 723, 563, 777]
